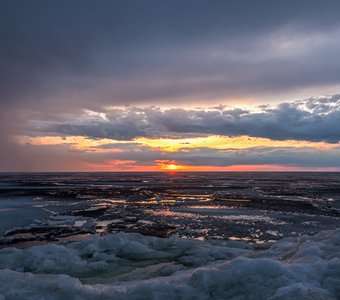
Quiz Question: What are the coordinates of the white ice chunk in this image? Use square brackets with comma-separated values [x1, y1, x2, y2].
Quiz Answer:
[0, 229, 339, 299]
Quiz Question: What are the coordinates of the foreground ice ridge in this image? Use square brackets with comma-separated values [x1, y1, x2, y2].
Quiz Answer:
[0, 229, 339, 300]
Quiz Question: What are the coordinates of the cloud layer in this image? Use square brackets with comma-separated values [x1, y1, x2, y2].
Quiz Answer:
[30, 96, 340, 143]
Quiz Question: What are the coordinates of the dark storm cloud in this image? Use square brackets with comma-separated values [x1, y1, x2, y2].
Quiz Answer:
[32, 96, 340, 143]
[2, 0, 340, 109]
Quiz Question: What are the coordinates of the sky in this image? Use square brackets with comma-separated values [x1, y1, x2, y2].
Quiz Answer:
[1, 0, 340, 172]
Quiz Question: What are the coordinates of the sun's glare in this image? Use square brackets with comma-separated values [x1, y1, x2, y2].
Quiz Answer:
[165, 164, 180, 170]
[155, 160, 183, 171]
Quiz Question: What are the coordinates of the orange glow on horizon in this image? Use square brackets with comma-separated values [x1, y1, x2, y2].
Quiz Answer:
[13, 134, 340, 172]
[80, 161, 340, 172]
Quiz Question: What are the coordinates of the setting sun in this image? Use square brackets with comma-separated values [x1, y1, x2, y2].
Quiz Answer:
[165, 164, 180, 170]
[156, 160, 183, 171]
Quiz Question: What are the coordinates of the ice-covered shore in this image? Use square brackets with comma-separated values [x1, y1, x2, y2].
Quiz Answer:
[0, 229, 339, 300]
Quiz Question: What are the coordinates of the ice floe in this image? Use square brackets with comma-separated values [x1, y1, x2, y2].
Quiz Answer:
[0, 229, 339, 299]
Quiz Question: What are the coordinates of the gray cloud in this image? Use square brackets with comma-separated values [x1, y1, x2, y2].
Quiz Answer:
[30, 96, 340, 143]
[171, 147, 340, 168]
[2, 0, 340, 111]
